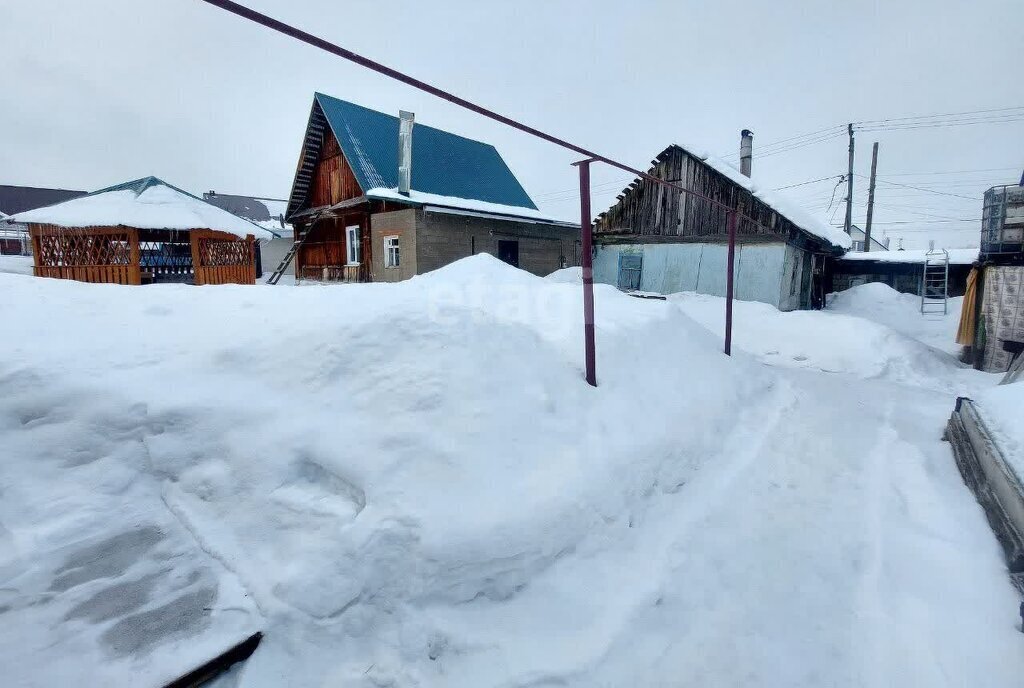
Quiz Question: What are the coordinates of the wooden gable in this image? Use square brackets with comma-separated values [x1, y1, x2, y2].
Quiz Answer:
[594, 145, 820, 247]
[310, 129, 363, 208]
[287, 99, 366, 220]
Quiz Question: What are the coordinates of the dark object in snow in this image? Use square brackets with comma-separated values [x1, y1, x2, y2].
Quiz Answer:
[1020, 600, 1024, 633]
[948, 398, 1024, 597]
[162, 631, 263, 688]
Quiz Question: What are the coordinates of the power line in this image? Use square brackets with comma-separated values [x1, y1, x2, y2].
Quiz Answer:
[856, 117, 1024, 133]
[533, 176, 632, 200]
[869, 202, 971, 222]
[719, 108, 1023, 163]
[877, 166, 1020, 177]
[853, 105, 1024, 126]
[759, 131, 847, 159]
[722, 127, 845, 160]
[832, 218, 981, 226]
[769, 175, 844, 191]
[855, 174, 980, 201]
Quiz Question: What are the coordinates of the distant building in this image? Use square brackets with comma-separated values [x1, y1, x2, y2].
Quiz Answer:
[591, 137, 850, 311]
[203, 192, 290, 278]
[831, 248, 977, 296]
[961, 184, 1024, 372]
[0, 184, 86, 255]
[847, 224, 889, 252]
[284, 93, 577, 283]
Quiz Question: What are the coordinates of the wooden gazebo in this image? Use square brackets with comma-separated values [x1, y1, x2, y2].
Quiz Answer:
[8, 177, 276, 286]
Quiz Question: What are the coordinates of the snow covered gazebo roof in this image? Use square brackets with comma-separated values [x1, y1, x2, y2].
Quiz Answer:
[9, 177, 277, 240]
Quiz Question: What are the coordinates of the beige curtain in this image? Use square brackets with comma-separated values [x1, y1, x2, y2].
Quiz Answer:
[956, 267, 979, 346]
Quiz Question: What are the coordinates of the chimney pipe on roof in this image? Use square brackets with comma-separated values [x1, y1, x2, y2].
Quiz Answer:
[398, 110, 415, 195]
[740, 129, 753, 178]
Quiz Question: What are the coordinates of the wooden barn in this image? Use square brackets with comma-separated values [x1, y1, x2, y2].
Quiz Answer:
[279, 93, 577, 284]
[7, 177, 276, 285]
[592, 138, 850, 310]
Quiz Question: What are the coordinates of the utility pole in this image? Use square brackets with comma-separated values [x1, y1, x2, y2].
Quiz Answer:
[863, 142, 879, 252]
[844, 123, 855, 235]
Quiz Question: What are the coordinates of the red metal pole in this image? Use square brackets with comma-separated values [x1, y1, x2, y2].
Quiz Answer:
[724, 209, 737, 356]
[577, 160, 597, 386]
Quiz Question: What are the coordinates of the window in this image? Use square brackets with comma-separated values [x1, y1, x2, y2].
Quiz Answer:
[617, 253, 642, 290]
[346, 225, 361, 265]
[384, 235, 400, 268]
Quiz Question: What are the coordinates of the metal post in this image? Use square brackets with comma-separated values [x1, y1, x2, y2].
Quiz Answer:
[844, 123, 855, 235]
[576, 159, 597, 386]
[724, 209, 738, 356]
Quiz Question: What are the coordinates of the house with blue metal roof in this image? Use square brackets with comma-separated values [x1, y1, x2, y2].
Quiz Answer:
[277, 93, 577, 284]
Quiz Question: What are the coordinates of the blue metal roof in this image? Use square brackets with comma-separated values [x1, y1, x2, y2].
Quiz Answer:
[314, 93, 538, 211]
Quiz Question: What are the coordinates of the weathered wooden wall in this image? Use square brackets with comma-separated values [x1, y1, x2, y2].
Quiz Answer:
[593, 145, 805, 245]
[311, 131, 362, 207]
[296, 214, 372, 283]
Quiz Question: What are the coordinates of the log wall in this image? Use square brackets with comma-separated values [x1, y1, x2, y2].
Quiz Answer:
[593, 145, 807, 245]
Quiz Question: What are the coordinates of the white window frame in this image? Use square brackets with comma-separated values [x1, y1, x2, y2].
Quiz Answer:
[346, 225, 361, 265]
[384, 235, 400, 268]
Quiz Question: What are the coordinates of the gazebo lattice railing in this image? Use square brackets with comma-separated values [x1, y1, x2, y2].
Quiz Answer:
[29, 224, 257, 286]
[32, 226, 136, 284]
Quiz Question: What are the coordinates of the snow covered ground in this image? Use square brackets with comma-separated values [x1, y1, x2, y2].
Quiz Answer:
[1, 259, 1021, 687]
[0, 254, 34, 276]
[827, 282, 965, 356]
[975, 382, 1024, 481]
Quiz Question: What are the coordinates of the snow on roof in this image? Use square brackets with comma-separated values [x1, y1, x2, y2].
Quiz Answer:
[365, 186, 574, 225]
[840, 248, 979, 265]
[671, 143, 852, 250]
[9, 177, 276, 239]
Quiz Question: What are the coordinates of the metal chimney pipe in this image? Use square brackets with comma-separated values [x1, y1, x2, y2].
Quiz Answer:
[740, 129, 753, 177]
[398, 110, 415, 195]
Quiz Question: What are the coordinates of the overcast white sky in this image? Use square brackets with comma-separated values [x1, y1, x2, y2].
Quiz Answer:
[2, 0, 1022, 249]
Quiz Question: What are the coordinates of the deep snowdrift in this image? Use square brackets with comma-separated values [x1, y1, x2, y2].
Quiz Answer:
[671, 285, 989, 395]
[0, 254, 33, 276]
[1, 256, 1020, 687]
[828, 282, 965, 356]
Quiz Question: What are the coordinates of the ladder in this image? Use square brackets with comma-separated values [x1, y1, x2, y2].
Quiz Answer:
[266, 226, 308, 285]
[921, 248, 949, 315]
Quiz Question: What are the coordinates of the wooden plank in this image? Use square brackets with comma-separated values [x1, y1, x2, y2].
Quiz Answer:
[128, 228, 142, 285]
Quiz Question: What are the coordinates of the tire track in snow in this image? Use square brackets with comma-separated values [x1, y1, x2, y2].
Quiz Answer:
[660, 379, 800, 561]
[854, 400, 891, 688]
[853, 400, 953, 688]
